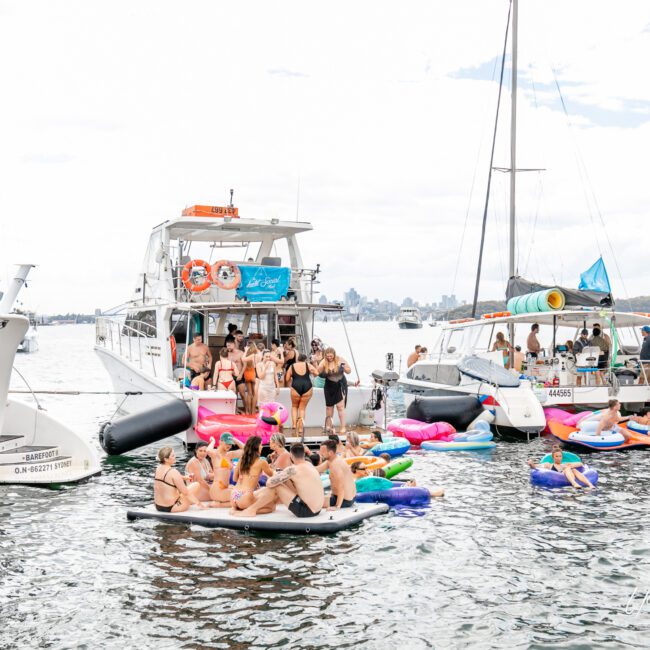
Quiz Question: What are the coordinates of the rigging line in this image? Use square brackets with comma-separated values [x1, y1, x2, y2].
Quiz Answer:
[551, 67, 603, 257]
[471, 0, 512, 317]
[448, 28, 504, 320]
[523, 173, 542, 275]
[551, 68, 630, 306]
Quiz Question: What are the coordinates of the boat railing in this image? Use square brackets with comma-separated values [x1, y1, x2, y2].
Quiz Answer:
[95, 317, 158, 377]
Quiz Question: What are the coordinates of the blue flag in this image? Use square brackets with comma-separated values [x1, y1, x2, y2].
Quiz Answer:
[578, 257, 611, 293]
[236, 265, 291, 302]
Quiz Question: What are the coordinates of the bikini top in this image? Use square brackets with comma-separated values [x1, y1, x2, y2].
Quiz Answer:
[217, 454, 232, 470]
[154, 467, 176, 488]
[215, 360, 235, 377]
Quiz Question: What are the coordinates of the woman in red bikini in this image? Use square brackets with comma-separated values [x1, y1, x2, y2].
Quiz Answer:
[213, 348, 237, 392]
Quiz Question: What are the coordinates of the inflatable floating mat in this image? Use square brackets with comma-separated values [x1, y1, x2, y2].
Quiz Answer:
[127, 502, 389, 534]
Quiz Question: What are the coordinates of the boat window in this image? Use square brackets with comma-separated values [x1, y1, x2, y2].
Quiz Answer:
[408, 363, 460, 386]
[124, 310, 157, 337]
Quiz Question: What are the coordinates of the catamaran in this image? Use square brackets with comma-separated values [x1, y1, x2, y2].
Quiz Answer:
[95, 201, 375, 450]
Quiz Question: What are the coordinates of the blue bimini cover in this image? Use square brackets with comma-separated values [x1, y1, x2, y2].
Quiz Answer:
[237, 266, 291, 302]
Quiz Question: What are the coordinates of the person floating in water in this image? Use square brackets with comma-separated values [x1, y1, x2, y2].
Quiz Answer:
[595, 399, 631, 442]
[527, 448, 595, 489]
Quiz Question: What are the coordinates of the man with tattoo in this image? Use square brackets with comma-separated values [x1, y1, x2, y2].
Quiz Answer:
[233, 444, 324, 518]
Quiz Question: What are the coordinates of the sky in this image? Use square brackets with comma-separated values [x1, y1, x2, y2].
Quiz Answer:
[0, 0, 649, 312]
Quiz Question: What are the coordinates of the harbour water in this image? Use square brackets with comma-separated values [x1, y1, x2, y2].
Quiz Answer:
[3, 323, 650, 648]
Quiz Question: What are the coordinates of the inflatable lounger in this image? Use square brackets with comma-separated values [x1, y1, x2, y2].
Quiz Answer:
[127, 502, 389, 534]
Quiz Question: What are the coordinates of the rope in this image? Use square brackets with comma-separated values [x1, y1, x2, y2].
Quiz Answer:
[11, 366, 45, 410]
[338, 312, 360, 382]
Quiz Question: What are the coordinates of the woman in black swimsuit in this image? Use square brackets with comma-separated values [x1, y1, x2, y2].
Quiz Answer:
[285, 354, 318, 436]
[154, 446, 206, 513]
[317, 347, 351, 435]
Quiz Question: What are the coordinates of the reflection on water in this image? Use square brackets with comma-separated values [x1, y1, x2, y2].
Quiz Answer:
[2, 325, 650, 647]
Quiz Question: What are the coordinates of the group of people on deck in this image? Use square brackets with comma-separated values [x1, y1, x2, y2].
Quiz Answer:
[153, 433, 361, 519]
[182, 325, 353, 433]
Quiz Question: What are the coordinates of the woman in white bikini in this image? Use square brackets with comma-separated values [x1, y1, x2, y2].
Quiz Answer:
[230, 436, 274, 512]
[256, 349, 279, 407]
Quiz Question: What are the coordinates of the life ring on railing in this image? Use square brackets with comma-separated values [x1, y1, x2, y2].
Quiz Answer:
[181, 259, 212, 292]
[170, 335, 177, 366]
[449, 318, 475, 324]
[211, 260, 242, 290]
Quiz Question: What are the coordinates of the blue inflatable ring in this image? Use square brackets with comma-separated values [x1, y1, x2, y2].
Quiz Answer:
[369, 438, 411, 458]
[355, 486, 430, 506]
[530, 465, 598, 488]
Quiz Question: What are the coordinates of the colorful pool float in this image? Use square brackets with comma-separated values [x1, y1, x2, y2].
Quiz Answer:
[387, 418, 456, 445]
[354, 477, 430, 506]
[530, 450, 598, 488]
[345, 456, 387, 471]
[382, 457, 413, 479]
[548, 420, 650, 451]
[369, 438, 411, 458]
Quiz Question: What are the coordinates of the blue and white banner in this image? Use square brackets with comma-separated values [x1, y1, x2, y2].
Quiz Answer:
[237, 266, 291, 302]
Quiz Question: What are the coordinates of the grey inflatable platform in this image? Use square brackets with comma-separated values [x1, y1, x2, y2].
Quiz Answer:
[127, 502, 389, 534]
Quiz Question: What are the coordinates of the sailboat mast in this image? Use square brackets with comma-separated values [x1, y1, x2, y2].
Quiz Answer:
[509, 0, 518, 280]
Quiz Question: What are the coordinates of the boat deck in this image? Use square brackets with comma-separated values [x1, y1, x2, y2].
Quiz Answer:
[278, 424, 381, 446]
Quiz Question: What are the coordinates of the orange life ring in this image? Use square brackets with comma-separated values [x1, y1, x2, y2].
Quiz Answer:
[211, 260, 242, 290]
[170, 335, 177, 366]
[449, 318, 474, 324]
[181, 259, 212, 292]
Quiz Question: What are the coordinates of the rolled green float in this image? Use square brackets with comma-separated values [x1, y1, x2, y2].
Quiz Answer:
[383, 457, 413, 479]
[506, 288, 565, 315]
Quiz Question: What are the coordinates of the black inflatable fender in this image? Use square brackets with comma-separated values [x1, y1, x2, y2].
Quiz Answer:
[406, 395, 484, 431]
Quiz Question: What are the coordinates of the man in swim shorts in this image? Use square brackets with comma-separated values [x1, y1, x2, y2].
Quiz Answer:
[596, 399, 631, 441]
[225, 336, 246, 405]
[320, 440, 356, 510]
[185, 333, 212, 374]
[234, 444, 324, 518]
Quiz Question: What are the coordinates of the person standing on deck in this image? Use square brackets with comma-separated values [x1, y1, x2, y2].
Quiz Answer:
[573, 329, 590, 386]
[527, 324, 541, 358]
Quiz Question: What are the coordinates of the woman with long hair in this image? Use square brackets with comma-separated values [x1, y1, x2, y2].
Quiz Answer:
[241, 342, 261, 414]
[205, 433, 244, 507]
[491, 331, 512, 369]
[317, 347, 351, 434]
[213, 347, 237, 392]
[285, 353, 318, 436]
[230, 436, 274, 512]
[154, 446, 206, 513]
[256, 349, 279, 407]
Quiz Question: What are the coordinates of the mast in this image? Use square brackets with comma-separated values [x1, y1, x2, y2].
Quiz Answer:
[509, 0, 518, 281]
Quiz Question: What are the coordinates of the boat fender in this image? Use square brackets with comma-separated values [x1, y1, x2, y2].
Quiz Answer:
[99, 400, 193, 455]
[406, 396, 484, 431]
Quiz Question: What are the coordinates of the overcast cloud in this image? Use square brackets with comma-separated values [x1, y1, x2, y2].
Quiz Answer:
[0, 0, 649, 312]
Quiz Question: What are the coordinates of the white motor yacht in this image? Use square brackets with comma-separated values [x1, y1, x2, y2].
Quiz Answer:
[95, 202, 375, 449]
[0, 265, 100, 484]
[398, 307, 422, 329]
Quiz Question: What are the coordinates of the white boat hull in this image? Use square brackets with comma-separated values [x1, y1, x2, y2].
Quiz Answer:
[0, 399, 101, 485]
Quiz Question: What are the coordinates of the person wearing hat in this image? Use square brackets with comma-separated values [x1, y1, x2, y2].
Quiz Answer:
[638, 326, 650, 384]
[205, 432, 244, 506]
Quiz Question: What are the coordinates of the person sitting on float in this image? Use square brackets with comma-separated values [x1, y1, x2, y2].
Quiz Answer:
[527, 448, 595, 489]
[361, 430, 383, 452]
[344, 431, 364, 458]
[154, 446, 207, 513]
[230, 436, 274, 513]
[268, 433, 291, 470]
[327, 433, 345, 455]
[595, 399, 631, 441]
[185, 441, 215, 503]
[205, 433, 245, 507]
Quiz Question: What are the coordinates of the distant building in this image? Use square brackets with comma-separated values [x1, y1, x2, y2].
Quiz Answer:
[441, 294, 458, 310]
[344, 288, 361, 309]
[319, 295, 328, 305]
[402, 297, 414, 308]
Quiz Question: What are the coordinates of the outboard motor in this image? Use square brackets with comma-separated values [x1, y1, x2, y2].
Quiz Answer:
[99, 400, 193, 455]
